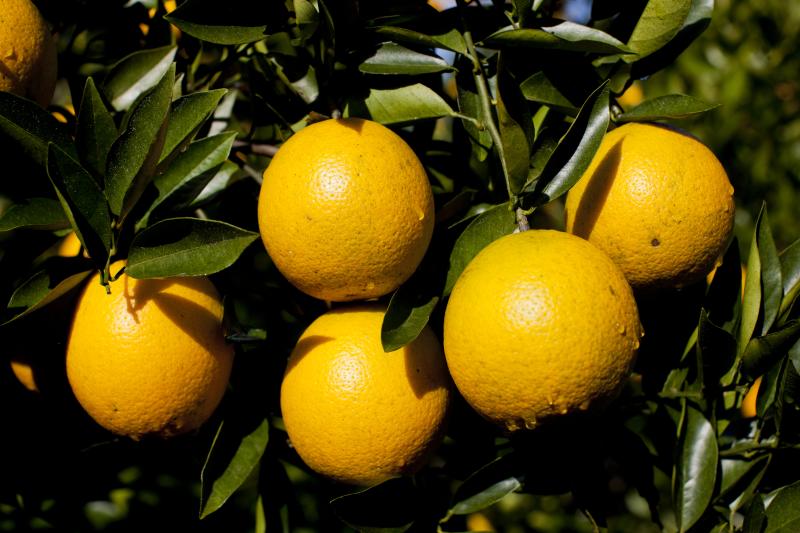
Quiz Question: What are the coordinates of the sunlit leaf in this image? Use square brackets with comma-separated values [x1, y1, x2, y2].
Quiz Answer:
[764, 480, 800, 532]
[4, 260, 92, 325]
[623, 0, 692, 62]
[103, 46, 177, 112]
[359, 43, 452, 76]
[127, 218, 258, 278]
[160, 89, 228, 164]
[345, 84, 455, 124]
[76, 77, 117, 180]
[166, 0, 269, 45]
[616, 94, 719, 122]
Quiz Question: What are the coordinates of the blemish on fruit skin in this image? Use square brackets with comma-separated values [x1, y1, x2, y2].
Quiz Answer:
[651, 238, 660, 246]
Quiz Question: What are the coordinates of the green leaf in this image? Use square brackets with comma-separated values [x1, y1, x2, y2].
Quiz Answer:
[741, 320, 800, 379]
[0, 198, 69, 231]
[519, 71, 577, 111]
[629, 0, 714, 79]
[76, 77, 118, 181]
[0, 91, 74, 167]
[372, 27, 467, 55]
[697, 309, 737, 386]
[521, 82, 610, 207]
[765, 480, 800, 532]
[138, 132, 237, 229]
[484, 23, 630, 54]
[200, 405, 269, 518]
[344, 84, 455, 125]
[166, 0, 268, 45]
[674, 405, 718, 532]
[511, 0, 533, 26]
[103, 46, 177, 112]
[496, 54, 533, 196]
[160, 89, 228, 164]
[719, 456, 770, 508]
[451, 456, 524, 515]
[382, 276, 439, 352]
[330, 478, 418, 533]
[444, 203, 516, 295]
[4, 261, 92, 325]
[127, 218, 258, 278]
[616, 94, 719, 122]
[741, 206, 767, 355]
[623, 0, 692, 62]
[293, 0, 319, 41]
[456, 58, 492, 162]
[190, 160, 240, 207]
[744, 496, 767, 533]
[46, 144, 113, 266]
[779, 238, 800, 320]
[756, 207, 783, 335]
[359, 43, 452, 76]
[105, 64, 175, 219]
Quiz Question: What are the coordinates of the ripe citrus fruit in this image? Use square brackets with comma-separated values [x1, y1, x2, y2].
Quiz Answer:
[257, 118, 435, 302]
[741, 377, 762, 419]
[443, 230, 641, 432]
[0, 0, 58, 107]
[66, 262, 234, 439]
[565, 123, 735, 291]
[617, 82, 644, 109]
[280, 304, 450, 486]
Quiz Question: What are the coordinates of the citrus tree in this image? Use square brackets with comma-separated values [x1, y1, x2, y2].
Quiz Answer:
[1, 0, 799, 531]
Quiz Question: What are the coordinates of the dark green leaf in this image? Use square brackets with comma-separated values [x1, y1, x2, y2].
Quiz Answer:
[757, 359, 784, 420]
[697, 309, 737, 385]
[511, 0, 533, 26]
[359, 43, 452, 76]
[0, 198, 69, 231]
[765, 480, 800, 532]
[456, 58, 492, 162]
[4, 261, 92, 325]
[484, 23, 630, 54]
[616, 94, 719, 122]
[623, 0, 692, 62]
[451, 456, 524, 515]
[190, 161, 240, 207]
[674, 404, 717, 532]
[76, 78, 117, 181]
[756, 207, 783, 334]
[521, 82, 610, 207]
[330, 478, 418, 533]
[444, 203, 516, 295]
[372, 27, 467, 55]
[293, 0, 319, 40]
[200, 406, 269, 518]
[256, 459, 292, 533]
[344, 84, 454, 125]
[127, 218, 258, 278]
[744, 495, 766, 533]
[166, 0, 268, 45]
[705, 239, 742, 334]
[382, 275, 439, 352]
[46, 144, 112, 266]
[160, 89, 228, 164]
[496, 54, 533, 196]
[138, 132, 237, 229]
[0, 91, 74, 167]
[780, 238, 800, 319]
[105, 64, 175, 219]
[103, 46, 177, 112]
[741, 321, 800, 379]
[519, 72, 577, 112]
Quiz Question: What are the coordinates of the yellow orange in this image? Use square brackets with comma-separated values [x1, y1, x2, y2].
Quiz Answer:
[565, 123, 735, 291]
[280, 305, 450, 485]
[258, 118, 434, 301]
[443, 230, 641, 431]
[66, 262, 234, 439]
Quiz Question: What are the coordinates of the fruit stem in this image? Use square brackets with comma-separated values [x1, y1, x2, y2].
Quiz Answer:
[457, 1, 517, 207]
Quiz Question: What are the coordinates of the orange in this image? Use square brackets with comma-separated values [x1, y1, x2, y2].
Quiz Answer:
[10, 356, 38, 392]
[565, 123, 735, 291]
[280, 304, 450, 485]
[66, 262, 234, 439]
[0, 0, 57, 107]
[443, 230, 641, 431]
[741, 377, 761, 418]
[617, 82, 644, 109]
[257, 118, 434, 302]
